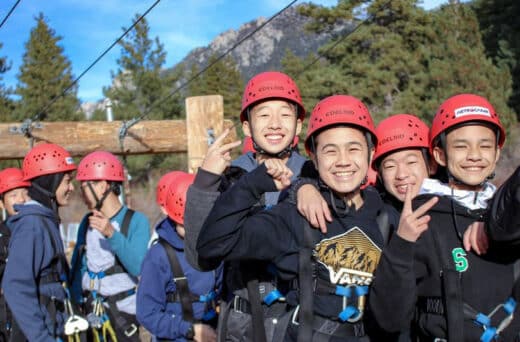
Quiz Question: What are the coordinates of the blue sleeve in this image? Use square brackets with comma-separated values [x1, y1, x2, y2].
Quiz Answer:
[197, 164, 298, 263]
[108, 211, 150, 276]
[136, 246, 192, 339]
[2, 221, 56, 342]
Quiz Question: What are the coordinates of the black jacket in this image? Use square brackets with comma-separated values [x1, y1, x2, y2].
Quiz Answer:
[197, 163, 398, 322]
[487, 166, 520, 246]
[370, 193, 520, 341]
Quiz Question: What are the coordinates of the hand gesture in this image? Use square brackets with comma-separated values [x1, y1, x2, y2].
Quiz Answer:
[89, 210, 114, 238]
[397, 186, 438, 242]
[201, 128, 242, 175]
[297, 184, 331, 233]
[193, 323, 217, 342]
[264, 159, 293, 190]
[463, 221, 488, 255]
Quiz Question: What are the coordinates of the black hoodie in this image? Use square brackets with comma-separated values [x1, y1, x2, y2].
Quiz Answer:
[197, 163, 399, 337]
[370, 192, 520, 341]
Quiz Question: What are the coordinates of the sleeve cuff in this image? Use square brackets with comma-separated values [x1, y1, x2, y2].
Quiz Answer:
[193, 168, 222, 192]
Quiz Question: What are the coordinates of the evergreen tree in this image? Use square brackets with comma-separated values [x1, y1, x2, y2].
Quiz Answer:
[16, 13, 80, 122]
[299, 0, 437, 122]
[103, 14, 184, 178]
[186, 53, 243, 121]
[424, 2, 516, 130]
[103, 14, 182, 121]
[474, 0, 520, 119]
[0, 43, 15, 122]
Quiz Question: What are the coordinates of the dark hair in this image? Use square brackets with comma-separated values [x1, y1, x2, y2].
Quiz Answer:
[28, 172, 65, 212]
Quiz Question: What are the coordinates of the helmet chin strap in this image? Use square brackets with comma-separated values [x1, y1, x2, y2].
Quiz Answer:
[87, 181, 112, 211]
[32, 182, 59, 214]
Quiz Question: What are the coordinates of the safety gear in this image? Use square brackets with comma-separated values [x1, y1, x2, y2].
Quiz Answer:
[22, 143, 76, 181]
[242, 136, 255, 154]
[156, 171, 185, 206]
[240, 71, 305, 122]
[242, 136, 299, 154]
[429, 93, 506, 154]
[76, 151, 125, 182]
[0, 168, 30, 195]
[304, 95, 376, 154]
[165, 172, 195, 225]
[373, 114, 430, 166]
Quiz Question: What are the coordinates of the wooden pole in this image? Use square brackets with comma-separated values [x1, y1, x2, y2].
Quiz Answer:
[186, 95, 231, 173]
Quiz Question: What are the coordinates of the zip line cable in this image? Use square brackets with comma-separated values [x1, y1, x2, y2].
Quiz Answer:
[29, 0, 161, 123]
[120, 0, 298, 134]
[301, 0, 392, 72]
[0, 0, 21, 29]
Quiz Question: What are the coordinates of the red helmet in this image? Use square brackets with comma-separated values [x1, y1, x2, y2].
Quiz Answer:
[164, 172, 195, 225]
[240, 71, 305, 122]
[430, 93, 506, 153]
[76, 151, 125, 182]
[361, 167, 378, 189]
[156, 171, 185, 206]
[373, 114, 430, 166]
[304, 95, 376, 154]
[242, 136, 255, 154]
[23, 143, 77, 181]
[0, 168, 30, 195]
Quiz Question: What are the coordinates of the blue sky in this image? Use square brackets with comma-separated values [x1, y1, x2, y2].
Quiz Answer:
[1, 0, 452, 103]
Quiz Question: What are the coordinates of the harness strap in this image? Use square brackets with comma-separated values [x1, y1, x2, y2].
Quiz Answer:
[159, 238, 194, 323]
[298, 221, 315, 342]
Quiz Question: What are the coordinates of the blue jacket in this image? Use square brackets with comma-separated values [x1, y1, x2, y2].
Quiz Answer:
[69, 205, 150, 304]
[2, 201, 68, 342]
[137, 218, 223, 341]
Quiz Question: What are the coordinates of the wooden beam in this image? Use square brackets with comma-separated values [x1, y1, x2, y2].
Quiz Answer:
[186, 95, 227, 173]
[0, 118, 237, 160]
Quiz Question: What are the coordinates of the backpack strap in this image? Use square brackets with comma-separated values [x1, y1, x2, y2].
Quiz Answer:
[120, 208, 134, 237]
[297, 220, 315, 342]
[158, 238, 194, 323]
[376, 207, 391, 245]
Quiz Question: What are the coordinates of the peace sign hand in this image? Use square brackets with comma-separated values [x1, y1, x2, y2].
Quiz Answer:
[201, 128, 242, 176]
[397, 186, 438, 242]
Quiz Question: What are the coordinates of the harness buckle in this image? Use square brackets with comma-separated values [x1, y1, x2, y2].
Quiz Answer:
[291, 305, 300, 326]
[233, 296, 244, 314]
[174, 276, 187, 282]
[124, 323, 138, 337]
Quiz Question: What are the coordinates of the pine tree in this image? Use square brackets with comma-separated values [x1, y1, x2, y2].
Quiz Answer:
[103, 14, 182, 121]
[424, 2, 516, 131]
[474, 0, 520, 120]
[186, 53, 243, 121]
[16, 13, 80, 122]
[103, 14, 184, 178]
[0, 43, 15, 122]
[298, 0, 438, 122]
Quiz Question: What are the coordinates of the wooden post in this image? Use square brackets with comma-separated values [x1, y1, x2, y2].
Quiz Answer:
[185, 95, 227, 174]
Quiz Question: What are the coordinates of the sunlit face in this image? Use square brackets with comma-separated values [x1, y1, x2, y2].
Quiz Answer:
[0, 188, 29, 216]
[380, 149, 430, 202]
[311, 126, 373, 204]
[433, 124, 500, 191]
[55, 173, 75, 207]
[242, 100, 302, 156]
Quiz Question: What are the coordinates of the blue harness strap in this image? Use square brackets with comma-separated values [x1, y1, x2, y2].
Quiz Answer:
[472, 297, 516, 342]
[335, 285, 369, 322]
